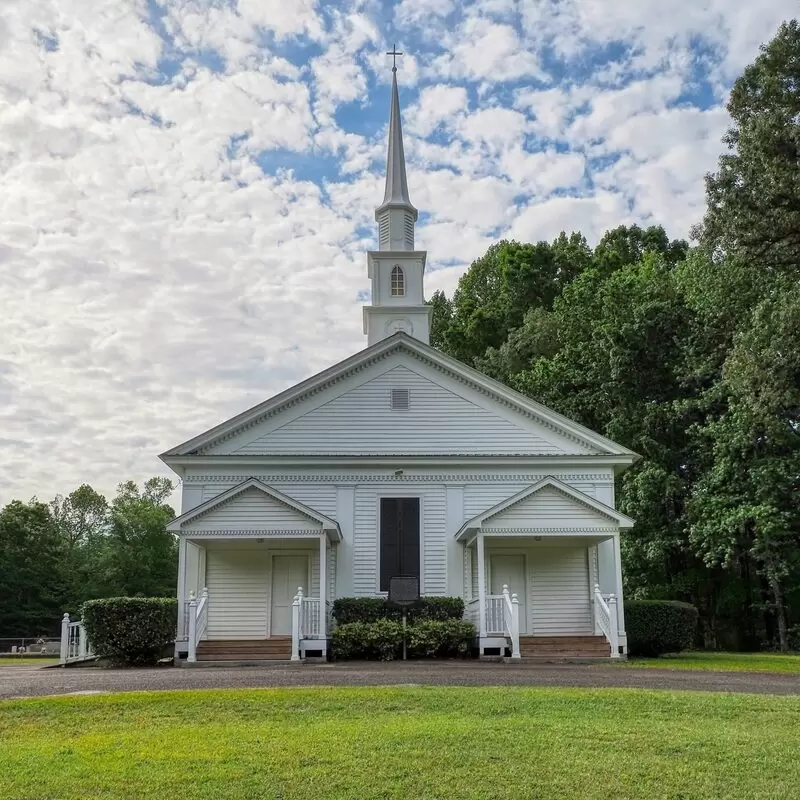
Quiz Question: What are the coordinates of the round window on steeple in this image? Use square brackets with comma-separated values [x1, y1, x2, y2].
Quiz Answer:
[390, 265, 405, 296]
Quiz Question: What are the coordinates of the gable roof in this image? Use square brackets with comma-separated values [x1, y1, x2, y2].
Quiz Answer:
[167, 477, 342, 540]
[455, 476, 635, 541]
[160, 333, 639, 461]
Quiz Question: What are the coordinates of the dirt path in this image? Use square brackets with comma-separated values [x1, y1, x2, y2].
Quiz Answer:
[2, 661, 799, 700]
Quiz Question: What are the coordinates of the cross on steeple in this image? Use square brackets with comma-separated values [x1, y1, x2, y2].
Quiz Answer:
[386, 44, 403, 71]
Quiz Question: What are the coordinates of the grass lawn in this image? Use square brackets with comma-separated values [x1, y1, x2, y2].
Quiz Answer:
[0, 657, 59, 667]
[2, 687, 799, 799]
[626, 651, 800, 674]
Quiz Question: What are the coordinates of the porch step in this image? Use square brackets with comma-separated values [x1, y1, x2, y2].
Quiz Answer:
[518, 635, 611, 658]
[196, 638, 292, 661]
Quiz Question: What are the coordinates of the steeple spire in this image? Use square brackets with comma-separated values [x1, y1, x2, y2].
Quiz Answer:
[375, 50, 417, 250]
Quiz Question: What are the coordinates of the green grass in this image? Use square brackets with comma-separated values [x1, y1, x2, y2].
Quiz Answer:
[626, 651, 800, 674]
[0, 657, 59, 667]
[2, 687, 800, 799]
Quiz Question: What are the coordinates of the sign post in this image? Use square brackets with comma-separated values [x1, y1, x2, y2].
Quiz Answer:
[388, 576, 420, 661]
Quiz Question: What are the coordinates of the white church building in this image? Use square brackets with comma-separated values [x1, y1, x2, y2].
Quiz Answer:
[161, 66, 638, 664]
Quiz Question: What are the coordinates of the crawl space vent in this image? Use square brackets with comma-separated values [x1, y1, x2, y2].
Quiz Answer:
[390, 388, 410, 410]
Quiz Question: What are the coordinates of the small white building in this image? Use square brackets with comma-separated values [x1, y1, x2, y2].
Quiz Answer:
[161, 66, 638, 663]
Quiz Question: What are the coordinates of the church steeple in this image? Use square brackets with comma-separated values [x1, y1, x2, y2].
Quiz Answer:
[375, 52, 417, 251]
[363, 50, 431, 346]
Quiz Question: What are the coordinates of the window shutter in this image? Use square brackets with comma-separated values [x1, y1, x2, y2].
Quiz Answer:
[380, 497, 420, 592]
[399, 498, 420, 578]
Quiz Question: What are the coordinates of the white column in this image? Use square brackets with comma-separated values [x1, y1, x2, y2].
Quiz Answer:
[612, 533, 626, 638]
[177, 536, 188, 639]
[319, 533, 327, 641]
[476, 533, 486, 640]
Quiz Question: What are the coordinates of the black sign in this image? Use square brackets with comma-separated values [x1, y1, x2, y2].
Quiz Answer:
[388, 576, 419, 607]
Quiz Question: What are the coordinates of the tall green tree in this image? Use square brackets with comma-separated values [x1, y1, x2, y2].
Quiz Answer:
[103, 478, 177, 598]
[696, 20, 800, 271]
[0, 501, 67, 635]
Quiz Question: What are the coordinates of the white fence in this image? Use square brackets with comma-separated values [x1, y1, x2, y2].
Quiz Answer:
[59, 614, 94, 664]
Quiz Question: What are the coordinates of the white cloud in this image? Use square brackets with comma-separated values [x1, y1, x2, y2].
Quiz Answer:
[431, 15, 547, 83]
[0, 0, 793, 505]
[407, 84, 469, 136]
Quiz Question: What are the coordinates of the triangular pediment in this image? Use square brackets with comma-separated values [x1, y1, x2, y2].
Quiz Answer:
[162, 334, 638, 461]
[455, 477, 635, 540]
[167, 478, 341, 538]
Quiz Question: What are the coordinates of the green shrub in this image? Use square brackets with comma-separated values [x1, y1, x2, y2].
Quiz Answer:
[411, 597, 465, 622]
[81, 597, 178, 666]
[331, 598, 390, 625]
[407, 620, 475, 658]
[626, 600, 699, 657]
[332, 620, 404, 661]
[331, 597, 465, 625]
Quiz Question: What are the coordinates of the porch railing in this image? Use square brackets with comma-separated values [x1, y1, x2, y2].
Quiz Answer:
[59, 614, 94, 664]
[500, 585, 521, 659]
[593, 584, 620, 658]
[187, 588, 209, 663]
[291, 587, 323, 661]
[485, 595, 505, 635]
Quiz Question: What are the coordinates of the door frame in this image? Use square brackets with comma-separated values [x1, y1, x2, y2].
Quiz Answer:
[487, 550, 530, 635]
[267, 550, 312, 638]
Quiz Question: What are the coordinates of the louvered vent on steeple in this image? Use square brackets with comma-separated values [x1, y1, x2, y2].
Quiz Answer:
[403, 213, 414, 249]
[379, 215, 390, 248]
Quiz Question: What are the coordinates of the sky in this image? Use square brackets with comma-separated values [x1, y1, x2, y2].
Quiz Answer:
[0, 0, 794, 507]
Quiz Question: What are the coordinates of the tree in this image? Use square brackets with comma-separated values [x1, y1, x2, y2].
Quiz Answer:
[0, 501, 67, 636]
[103, 478, 177, 598]
[696, 20, 800, 271]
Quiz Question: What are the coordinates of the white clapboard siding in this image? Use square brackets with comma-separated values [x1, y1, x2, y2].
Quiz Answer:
[185, 487, 318, 531]
[422, 489, 447, 595]
[464, 485, 527, 518]
[206, 544, 320, 640]
[530, 548, 592, 635]
[232, 366, 574, 456]
[206, 550, 269, 639]
[483, 486, 614, 529]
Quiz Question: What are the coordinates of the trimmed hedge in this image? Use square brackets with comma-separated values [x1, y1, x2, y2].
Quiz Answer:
[332, 618, 475, 661]
[81, 597, 178, 666]
[626, 600, 699, 657]
[331, 597, 465, 625]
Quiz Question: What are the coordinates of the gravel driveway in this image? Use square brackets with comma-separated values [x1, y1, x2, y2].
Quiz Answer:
[2, 661, 799, 700]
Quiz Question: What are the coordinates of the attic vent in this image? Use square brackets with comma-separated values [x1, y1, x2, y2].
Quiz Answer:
[390, 388, 410, 410]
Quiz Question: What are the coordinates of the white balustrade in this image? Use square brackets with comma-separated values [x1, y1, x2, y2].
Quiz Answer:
[59, 613, 94, 665]
[187, 588, 209, 663]
[485, 595, 505, 635]
[593, 584, 620, 658]
[291, 587, 323, 662]
[501, 585, 521, 659]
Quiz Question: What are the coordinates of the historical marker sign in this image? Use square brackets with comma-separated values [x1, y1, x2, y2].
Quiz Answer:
[388, 576, 419, 607]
